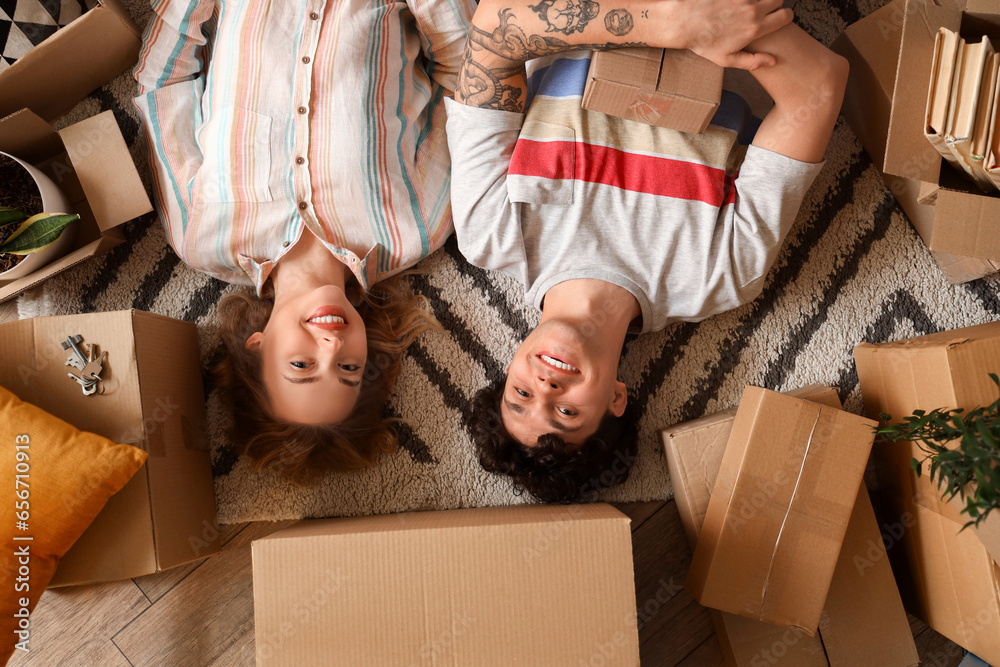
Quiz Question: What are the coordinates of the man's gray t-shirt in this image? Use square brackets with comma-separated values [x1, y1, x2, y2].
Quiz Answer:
[444, 60, 823, 334]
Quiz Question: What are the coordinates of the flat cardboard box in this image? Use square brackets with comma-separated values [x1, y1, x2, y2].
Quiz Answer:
[0, 310, 220, 585]
[685, 386, 877, 633]
[880, 0, 1000, 266]
[0, 0, 142, 122]
[582, 48, 723, 134]
[872, 439, 1000, 663]
[831, 0, 1000, 284]
[662, 385, 918, 667]
[0, 109, 151, 302]
[854, 321, 1000, 565]
[253, 504, 638, 666]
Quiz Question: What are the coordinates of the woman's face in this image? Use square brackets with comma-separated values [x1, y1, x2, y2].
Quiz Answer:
[246, 285, 367, 424]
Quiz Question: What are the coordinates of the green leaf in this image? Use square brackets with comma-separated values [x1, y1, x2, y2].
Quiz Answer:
[910, 457, 921, 473]
[0, 207, 26, 227]
[0, 213, 77, 255]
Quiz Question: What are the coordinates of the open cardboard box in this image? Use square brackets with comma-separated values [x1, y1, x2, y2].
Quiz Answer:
[0, 109, 151, 303]
[0, 310, 220, 585]
[662, 385, 918, 667]
[582, 48, 723, 134]
[831, 0, 1000, 284]
[684, 386, 877, 633]
[0, 0, 142, 122]
[253, 504, 639, 666]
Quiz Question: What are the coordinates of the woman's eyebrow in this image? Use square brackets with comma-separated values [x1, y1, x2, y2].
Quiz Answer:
[283, 375, 319, 384]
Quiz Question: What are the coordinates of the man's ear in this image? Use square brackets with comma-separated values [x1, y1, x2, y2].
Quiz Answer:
[245, 332, 264, 351]
[610, 380, 628, 417]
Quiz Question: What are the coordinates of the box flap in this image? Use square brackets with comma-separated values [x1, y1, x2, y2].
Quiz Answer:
[928, 189, 1000, 261]
[657, 49, 723, 102]
[0, 233, 124, 304]
[589, 48, 663, 88]
[0, 109, 63, 164]
[884, 0, 961, 181]
[0, 0, 142, 122]
[59, 112, 152, 231]
[253, 504, 637, 666]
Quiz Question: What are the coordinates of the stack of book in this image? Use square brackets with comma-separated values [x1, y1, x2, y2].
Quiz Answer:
[925, 28, 1000, 192]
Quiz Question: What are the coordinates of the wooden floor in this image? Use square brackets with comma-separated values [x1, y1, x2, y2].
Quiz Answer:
[11, 499, 966, 666]
[0, 302, 965, 666]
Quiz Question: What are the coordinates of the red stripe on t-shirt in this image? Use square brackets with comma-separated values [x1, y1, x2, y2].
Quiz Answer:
[509, 139, 735, 207]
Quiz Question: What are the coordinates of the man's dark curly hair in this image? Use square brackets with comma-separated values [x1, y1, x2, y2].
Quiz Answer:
[469, 378, 639, 503]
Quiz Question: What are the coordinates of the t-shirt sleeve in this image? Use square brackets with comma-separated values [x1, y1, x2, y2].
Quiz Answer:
[696, 144, 824, 319]
[444, 97, 530, 277]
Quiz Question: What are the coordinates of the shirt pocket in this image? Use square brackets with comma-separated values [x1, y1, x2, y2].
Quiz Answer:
[507, 120, 575, 206]
[197, 106, 273, 203]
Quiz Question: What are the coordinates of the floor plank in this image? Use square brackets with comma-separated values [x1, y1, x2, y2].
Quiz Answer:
[911, 615, 965, 667]
[675, 635, 726, 667]
[612, 500, 666, 533]
[9, 579, 148, 666]
[112, 521, 294, 667]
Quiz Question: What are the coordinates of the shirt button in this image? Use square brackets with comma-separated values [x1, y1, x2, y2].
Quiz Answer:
[282, 241, 290, 247]
[309, 12, 319, 19]
[296, 157, 305, 165]
[298, 106, 307, 115]
[298, 202, 308, 210]
[302, 56, 311, 64]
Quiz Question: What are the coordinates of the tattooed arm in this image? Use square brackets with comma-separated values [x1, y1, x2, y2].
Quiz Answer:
[455, 0, 793, 112]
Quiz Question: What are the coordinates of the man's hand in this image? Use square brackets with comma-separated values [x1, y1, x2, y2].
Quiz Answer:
[666, 0, 793, 70]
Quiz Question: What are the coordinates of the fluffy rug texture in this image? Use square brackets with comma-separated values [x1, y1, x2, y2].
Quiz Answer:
[17, 0, 1000, 523]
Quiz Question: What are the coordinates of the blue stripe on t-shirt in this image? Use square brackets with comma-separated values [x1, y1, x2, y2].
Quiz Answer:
[711, 90, 762, 146]
[526, 56, 592, 109]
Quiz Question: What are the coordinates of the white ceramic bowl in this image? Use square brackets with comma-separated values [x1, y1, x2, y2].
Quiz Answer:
[0, 151, 78, 281]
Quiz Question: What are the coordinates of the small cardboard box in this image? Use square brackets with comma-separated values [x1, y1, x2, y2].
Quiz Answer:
[831, 0, 1000, 284]
[0, 0, 142, 122]
[0, 109, 151, 303]
[582, 48, 723, 134]
[0, 310, 220, 585]
[685, 386, 877, 633]
[872, 439, 1000, 663]
[663, 385, 919, 667]
[252, 504, 639, 666]
[854, 321, 1000, 565]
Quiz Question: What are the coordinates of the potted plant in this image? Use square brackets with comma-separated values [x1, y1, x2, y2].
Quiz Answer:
[874, 373, 1000, 530]
[0, 152, 79, 281]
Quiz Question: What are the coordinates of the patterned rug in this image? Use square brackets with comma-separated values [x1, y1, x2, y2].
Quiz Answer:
[17, 0, 1000, 523]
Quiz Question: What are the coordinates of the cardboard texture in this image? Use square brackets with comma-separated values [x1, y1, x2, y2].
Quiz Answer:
[0, 0, 141, 122]
[253, 504, 639, 666]
[854, 320, 1000, 565]
[831, 0, 1000, 284]
[581, 48, 723, 134]
[0, 109, 150, 302]
[0, 310, 220, 585]
[685, 386, 878, 633]
[663, 385, 918, 667]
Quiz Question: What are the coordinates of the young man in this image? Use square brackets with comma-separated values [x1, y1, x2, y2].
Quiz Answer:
[447, 0, 848, 501]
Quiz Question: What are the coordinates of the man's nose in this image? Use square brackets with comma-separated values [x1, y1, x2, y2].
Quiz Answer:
[535, 375, 560, 392]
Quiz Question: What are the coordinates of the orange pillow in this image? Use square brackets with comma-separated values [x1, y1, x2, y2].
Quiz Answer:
[0, 386, 147, 664]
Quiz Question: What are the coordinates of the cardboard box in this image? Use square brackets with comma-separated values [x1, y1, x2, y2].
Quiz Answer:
[855, 321, 1000, 565]
[581, 48, 723, 134]
[0, 310, 220, 585]
[685, 386, 877, 633]
[831, 0, 1000, 284]
[0, 0, 142, 122]
[663, 385, 918, 667]
[0, 109, 151, 303]
[253, 504, 639, 666]
[872, 439, 1000, 664]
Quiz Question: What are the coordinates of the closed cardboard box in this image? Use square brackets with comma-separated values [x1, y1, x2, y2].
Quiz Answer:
[685, 386, 877, 633]
[831, 0, 1000, 284]
[0, 310, 220, 585]
[0, 109, 151, 302]
[582, 48, 723, 134]
[663, 385, 918, 667]
[253, 504, 638, 666]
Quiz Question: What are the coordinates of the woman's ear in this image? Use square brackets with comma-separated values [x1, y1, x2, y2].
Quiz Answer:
[610, 380, 628, 418]
[245, 332, 264, 351]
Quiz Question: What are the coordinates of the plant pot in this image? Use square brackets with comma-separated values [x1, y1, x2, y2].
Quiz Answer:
[0, 151, 78, 281]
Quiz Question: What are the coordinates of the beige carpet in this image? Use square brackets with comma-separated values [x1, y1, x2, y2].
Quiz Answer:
[17, 0, 1000, 523]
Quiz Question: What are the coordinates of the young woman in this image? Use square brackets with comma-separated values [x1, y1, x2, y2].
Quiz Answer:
[133, 0, 473, 480]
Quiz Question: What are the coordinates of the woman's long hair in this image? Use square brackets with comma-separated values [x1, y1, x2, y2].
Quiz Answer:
[213, 275, 439, 482]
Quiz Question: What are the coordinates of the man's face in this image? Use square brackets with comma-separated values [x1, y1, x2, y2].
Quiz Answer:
[501, 320, 626, 446]
[246, 285, 367, 424]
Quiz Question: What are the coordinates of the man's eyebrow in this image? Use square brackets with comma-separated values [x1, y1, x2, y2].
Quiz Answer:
[340, 377, 361, 388]
[503, 397, 525, 415]
[547, 418, 583, 434]
[283, 375, 319, 384]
